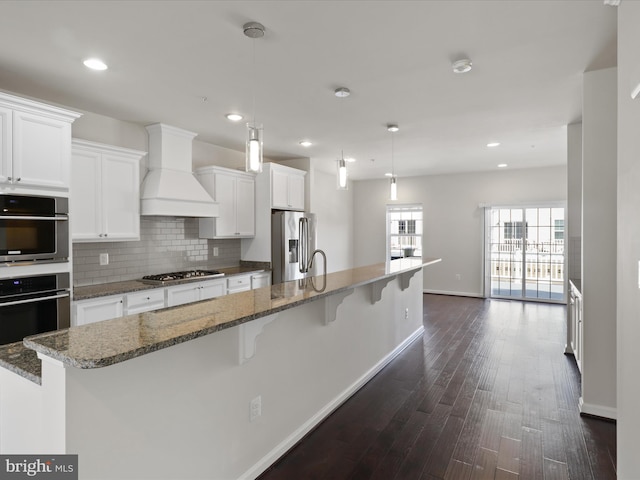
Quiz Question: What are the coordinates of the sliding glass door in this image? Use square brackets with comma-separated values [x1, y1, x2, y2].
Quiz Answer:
[487, 206, 565, 302]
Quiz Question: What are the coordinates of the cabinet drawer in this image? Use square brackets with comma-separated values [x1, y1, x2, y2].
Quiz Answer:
[125, 289, 165, 315]
[227, 275, 251, 294]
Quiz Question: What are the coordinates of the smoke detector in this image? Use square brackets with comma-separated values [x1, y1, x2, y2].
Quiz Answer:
[452, 58, 473, 74]
[243, 22, 265, 38]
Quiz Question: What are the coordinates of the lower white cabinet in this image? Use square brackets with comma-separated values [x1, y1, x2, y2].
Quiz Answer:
[227, 274, 251, 294]
[74, 294, 124, 326]
[166, 278, 226, 307]
[73, 272, 269, 324]
[569, 283, 583, 373]
[251, 272, 271, 289]
[125, 289, 165, 315]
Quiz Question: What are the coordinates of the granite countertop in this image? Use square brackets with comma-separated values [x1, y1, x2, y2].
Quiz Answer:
[73, 265, 268, 301]
[23, 258, 440, 372]
[0, 341, 42, 385]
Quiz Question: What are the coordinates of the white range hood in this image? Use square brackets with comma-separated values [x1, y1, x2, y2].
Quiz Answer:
[141, 123, 218, 217]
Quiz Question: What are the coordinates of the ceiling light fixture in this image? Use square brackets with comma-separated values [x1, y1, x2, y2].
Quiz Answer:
[83, 58, 108, 71]
[335, 87, 351, 190]
[452, 58, 472, 74]
[487, 142, 500, 147]
[498, 163, 508, 168]
[299, 140, 313, 147]
[388, 124, 399, 201]
[243, 21, 265, 173]
[345, 157, 356, 163]
[226, 113, 243, 122]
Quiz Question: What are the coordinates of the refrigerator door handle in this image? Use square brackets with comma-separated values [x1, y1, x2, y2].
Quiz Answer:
[299, 217, 307, 273]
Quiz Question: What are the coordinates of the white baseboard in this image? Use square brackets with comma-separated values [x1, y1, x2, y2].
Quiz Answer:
[579, 397, 617, 420]
[240, 325, 425, 480]
[423, 289, 484, 298]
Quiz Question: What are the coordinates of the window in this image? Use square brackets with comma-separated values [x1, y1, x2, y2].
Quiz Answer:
[554, 219, 564, 240]
[504, 221, 527, 239]
[387, 205, 423, 261]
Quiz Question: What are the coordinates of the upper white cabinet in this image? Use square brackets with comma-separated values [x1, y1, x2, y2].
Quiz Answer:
[270, 163, 305, 210]
[0, 92, 81, 192]
[71, 139, 145, 242]
[196, 166, 255, 239]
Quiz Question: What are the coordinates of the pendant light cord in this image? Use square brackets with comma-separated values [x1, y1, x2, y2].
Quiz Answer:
[252, 38, 257, 126]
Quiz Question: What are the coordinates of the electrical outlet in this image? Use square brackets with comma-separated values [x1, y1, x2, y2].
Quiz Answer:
[250, 395, 262, 422]
[213, 247, 219, 257]
[404, 308, 409, 319]
[99, 253, 109, 266]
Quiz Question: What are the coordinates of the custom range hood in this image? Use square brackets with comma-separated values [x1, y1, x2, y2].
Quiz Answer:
[141, 123, 218, 217]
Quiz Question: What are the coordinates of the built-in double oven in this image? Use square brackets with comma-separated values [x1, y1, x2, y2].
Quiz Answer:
[0, 193, 71, 345]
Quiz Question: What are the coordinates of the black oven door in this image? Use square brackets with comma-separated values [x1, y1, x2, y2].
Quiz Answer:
[0, 194, 69, 264]
[0, 290, 71, 345]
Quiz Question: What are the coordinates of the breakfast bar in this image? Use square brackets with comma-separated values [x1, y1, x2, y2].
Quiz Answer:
[1, 258, 439, 479]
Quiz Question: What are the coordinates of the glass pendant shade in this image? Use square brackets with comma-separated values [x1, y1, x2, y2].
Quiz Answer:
[337, 157, 348, 190]
[246, 124, 263, 173]
[389, 176, 398, 201]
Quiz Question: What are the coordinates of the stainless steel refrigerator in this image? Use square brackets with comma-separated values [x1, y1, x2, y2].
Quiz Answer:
[272, 211, 317, 284]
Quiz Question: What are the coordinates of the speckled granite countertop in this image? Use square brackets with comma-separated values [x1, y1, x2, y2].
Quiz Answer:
[0, 342, 42, 385]
[9, 258, 440, 380]
[73, 266, 268, 300]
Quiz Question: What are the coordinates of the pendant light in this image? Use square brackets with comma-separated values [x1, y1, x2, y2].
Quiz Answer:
[243, 21, 265, 173]
[388, 124, 399, 200]
[335, 87, 350, 190]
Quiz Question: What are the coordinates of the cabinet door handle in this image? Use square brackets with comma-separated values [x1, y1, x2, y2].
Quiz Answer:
[7, 176, 11, 181]
[16, 177, 21, 182]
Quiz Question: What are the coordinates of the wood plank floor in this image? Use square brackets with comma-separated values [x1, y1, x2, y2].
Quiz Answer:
[258, 294, 616, 480]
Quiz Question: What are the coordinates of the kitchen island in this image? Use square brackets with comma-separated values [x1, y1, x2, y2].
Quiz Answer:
[1, 258, 440, 480]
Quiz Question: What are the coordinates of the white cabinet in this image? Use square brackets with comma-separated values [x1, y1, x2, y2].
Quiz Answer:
[251, 272, 271, 289]
[226, 274, 252, 294]
[196, 166, 255, 239]
[74, 294, 124, 326]
[71, 139, 145, 242]
[270, 163, 305, 210]
[0, 92, 80, 191]
[569, 282, 583, 373]
[166, 278, 226, 307]
[125, 289, 165, 315]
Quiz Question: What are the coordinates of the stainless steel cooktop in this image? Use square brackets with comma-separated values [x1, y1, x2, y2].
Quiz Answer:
[140, 270, 224, 285]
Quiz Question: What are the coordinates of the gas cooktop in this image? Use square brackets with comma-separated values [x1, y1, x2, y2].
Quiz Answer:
[140, 270, 224, 285]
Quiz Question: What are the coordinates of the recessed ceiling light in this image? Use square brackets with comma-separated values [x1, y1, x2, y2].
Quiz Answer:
[384, 172, 393, 177]
[334, 87, 351, 98]
[387, 124, 399, 132]
[487, 142, 500, 147]
[452, 58, 472, 74]
[498, 163, 508, 168]
[83, 58, 108, 71]
[225, 113, 243, 122]
[345, 157, 356, 163]
[299, 140, 313, 147]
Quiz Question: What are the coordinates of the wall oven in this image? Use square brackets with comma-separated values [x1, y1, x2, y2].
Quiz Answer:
[0, 272, 70, 345]
[0, 194, 69, 265]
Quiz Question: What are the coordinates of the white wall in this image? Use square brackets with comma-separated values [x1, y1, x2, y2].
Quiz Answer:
[353, 166, 567, 296]
[617, 2, 640, 477]
[310, 170, 354, 273]
[581, 67, 617, 419]
[567, 123, 582, 281]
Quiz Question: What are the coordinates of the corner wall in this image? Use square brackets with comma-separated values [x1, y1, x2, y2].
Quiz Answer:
[353, 166, 567, 296]
[617, 2, 640, 477]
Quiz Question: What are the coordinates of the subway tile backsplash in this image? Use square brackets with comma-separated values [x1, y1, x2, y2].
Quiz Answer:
[72, 216, 241, 286]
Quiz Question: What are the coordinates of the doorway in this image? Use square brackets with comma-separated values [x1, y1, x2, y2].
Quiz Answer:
[486, 206, 565, 302]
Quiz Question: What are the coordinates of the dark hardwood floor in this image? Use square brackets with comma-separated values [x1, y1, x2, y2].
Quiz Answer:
[258, 294, 616, 480]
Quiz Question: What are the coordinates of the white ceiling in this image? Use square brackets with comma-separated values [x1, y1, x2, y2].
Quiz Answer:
[0, 1, 617, 180]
